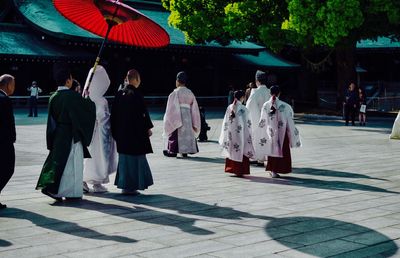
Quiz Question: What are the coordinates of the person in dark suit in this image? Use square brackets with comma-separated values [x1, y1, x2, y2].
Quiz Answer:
[0, 74, 16, 209]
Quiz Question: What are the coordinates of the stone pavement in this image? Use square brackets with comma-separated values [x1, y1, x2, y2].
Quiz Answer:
[1, 108, 400, 258]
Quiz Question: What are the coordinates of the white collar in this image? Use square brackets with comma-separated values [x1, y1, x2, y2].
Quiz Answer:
[57, 86, 69, 91]
[0, 89, 8, 96]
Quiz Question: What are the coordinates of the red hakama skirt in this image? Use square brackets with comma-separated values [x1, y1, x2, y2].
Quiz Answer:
[225, 156, 250, 176]
[266, 133, 292, 174]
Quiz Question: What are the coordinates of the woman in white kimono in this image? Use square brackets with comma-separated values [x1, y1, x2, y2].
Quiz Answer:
[390, 112, 400, 139]
[82, 65, 117, 193]
[255, 85, 301, 178]
[219, 90, 255, 177]
[163, 71, 201, 157]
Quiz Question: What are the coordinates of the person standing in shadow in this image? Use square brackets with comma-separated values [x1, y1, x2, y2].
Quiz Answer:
[27, 80, 42, 117]
[0, 74, 16, 209]
[344, 83, 358, 126]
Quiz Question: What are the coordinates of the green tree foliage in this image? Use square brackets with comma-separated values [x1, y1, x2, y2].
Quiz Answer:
[162, 0, 400, 50]
[162, 0, 400, 104]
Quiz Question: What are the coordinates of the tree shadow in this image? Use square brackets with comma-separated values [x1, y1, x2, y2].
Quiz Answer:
[0, 239, 12, 247]
[54, 199, 214, 235]
[93, 193, 272, 221]
[350, 128, 392, 135]
[293, 167, 387, 181]
[244, 175, 398, 194]
[266, 216, 398, 257]
[182, 156, 225, 164]
[0, 208, 136, 243]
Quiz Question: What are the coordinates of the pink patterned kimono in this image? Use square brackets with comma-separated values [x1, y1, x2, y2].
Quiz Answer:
[163, 86, 201, 154]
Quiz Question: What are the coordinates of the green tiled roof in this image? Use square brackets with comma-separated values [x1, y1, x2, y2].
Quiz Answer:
[14, 0, 263, 52]
[234, 51, 299, 68]
[0, 23, 93, 59]
[357, 37, 400, 49]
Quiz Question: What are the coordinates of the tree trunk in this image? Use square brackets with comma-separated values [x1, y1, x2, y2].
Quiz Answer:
[335, 42, 357, 110]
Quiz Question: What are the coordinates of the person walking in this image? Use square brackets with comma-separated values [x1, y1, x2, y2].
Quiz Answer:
[219, 90, 255, 177]
[27, 81, 42, 117]
[82, 65, 117, 193]
[111, 69, 154, 195]
[36, 64, 96, 201]
[0, 74, 16, 209]
[246, 70, 271, 165]
[255, 85, 301, 178]
[163, 71, 201, 158]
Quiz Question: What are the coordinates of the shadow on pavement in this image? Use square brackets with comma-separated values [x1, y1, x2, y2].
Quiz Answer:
[350, 128, 392, 135]
[0, 239, 12, 247]
[266, 216, 398, 257]
[183, 156, 225, 164]
[0, 208, 136, 243]
[245, 175, 399, 194]
[293, 167, 388, 181]
[91, 194, 398, 257]
[55, 199, 214, 235]
[92, 193, 272, 222]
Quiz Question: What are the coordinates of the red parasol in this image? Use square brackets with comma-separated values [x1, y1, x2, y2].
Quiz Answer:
[53, 0, 170, 92]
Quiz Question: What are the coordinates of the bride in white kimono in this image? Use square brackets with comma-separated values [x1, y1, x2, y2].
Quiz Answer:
[83, 65, 117, 193]
[163, 71, 201, 157]
[219, 90, 255, 176]
[390, 112, 400, 139]
[255, 85, 301, 178]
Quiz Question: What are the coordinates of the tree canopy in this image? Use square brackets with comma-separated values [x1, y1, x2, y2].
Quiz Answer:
[162, 0, 400, 104]
[162, 0, 400, 51]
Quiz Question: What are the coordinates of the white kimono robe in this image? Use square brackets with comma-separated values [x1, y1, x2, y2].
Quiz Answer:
[163, 86, 201, 154]
[83, 66, 117, 184]
[255, 97, 301, 160]
[390, 112, 400, 139]
[245, 85, 271, 149]
[55, 141, 84, 198]
[219, 101, 255, 162]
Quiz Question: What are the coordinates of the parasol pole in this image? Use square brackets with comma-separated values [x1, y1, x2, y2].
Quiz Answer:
[83, 1, 121, 97]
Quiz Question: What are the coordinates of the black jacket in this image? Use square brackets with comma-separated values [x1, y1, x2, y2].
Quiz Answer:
[0, 91, 16, 145]
[111, 85, 153, 155]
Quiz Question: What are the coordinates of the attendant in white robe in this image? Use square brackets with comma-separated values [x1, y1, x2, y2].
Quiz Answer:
[245, 70, 271, 160]
[390, 112, 400, 139]
[219, 90, 255, 177]
[255, 85, 301, 178]
[83, 66, 117, 193]
[163, 71, 201, 157]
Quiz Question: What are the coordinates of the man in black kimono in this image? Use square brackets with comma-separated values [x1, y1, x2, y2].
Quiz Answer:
[111, 69, 154, 195]
[0, 74, 16, 209]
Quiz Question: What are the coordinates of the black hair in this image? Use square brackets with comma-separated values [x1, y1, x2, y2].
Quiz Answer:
[234, 90, 245, 100]
[71, 79, 81, 92]
[270, 85, 280, 96]
[176, 71, 187, 84]
[229, 90, 245, 120]
[53, 63, 71, 86]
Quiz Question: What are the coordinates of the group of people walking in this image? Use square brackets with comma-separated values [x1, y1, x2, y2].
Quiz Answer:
[219, 70, 301, 178]
[0, 65, 203, 207]
[0, 66, 301, 208]
[35, 64, 157, 201]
